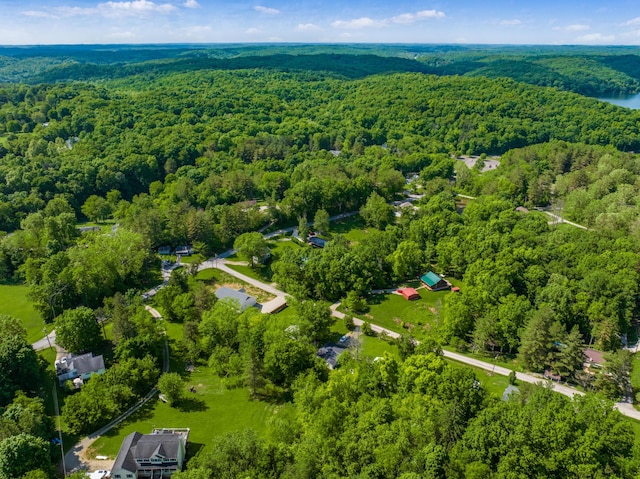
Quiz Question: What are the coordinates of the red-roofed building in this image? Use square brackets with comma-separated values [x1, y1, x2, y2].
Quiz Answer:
[584, 348, 605, 368]
[398, 288, 420, 301]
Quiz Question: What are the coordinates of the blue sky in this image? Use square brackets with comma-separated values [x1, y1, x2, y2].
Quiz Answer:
[2, 0, 640, 45]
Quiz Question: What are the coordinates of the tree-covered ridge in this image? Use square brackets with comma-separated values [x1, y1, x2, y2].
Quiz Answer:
[1, 69, 640, 233]
[2, 44, 640, 96]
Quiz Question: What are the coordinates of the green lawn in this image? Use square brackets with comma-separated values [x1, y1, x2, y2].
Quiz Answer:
[89, 370, 288, 460]
[226, 263, 271, 283]
[355, 288, 448, 339]
[470, 366, 512, 399]
[0, 284, 48, 343]
[77, 220, 116, 234]
[330, 215, 375, 243]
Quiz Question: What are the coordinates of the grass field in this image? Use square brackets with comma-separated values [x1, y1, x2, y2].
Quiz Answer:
[88, 369, 289, 460]
[76, 220, 116, 234]
[226, 263, 271, 283]
[355, 288, 447, 339]
[330, 215, 374, 243]
[0, 284, 48, 343]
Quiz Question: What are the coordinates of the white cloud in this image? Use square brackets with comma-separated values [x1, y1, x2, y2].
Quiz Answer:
[333, 9, 445, 29]
[296, 23, 320, 31]
[98, 0, 176, 17]
[108, 31, 136, 38]
[623, 17, 640, 26]
[22, 6, 97, 18]
[576, 33, 615, 43]
[389, 13, 417, 25]
[22, 10, 58, 18]
[254, 5, 280, 15]
[566, 24, 590, 31]
[183, 0, 199, 8]
[331, 17, 379, 29]
[416, 10, 445, 20]
[246, 27, 261, 34]
[500, 19, 521, 25]
[554, 24, 589, 32]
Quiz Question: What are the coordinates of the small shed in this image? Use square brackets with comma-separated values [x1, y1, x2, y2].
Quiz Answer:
[398, 288, 420, 301]
[308, 236, 327, 248]
[502, 385, 520, 401]
[420, 271, 451, 291]
[158, 246, 171, 255]
[175, 245, 193, 256]
[584, 348, 605, 367]
[215, 287, 257, 311]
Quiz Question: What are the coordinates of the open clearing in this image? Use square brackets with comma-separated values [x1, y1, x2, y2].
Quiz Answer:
[0, 284, 47, 343]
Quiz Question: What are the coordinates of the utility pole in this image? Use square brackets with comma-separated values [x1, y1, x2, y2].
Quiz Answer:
[43, 328, 52, 349]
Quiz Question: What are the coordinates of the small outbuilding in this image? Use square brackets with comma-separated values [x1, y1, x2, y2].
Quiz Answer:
[584, 348, 605, 368]
[502, 385, 520, 401]
[175, 245, 193, 256]
[158, 246, 172, 255]
[420, 271, 451, 291]
[308, 236, 327, 248]
[397, 288, 420, 301]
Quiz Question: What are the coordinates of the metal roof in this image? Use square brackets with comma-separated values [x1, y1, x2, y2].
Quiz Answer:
[421, 271, 443, 287]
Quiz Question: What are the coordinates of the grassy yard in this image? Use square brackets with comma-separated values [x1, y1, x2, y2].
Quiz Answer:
[0, 284, 48, 343]
[354, 288, 448, 339]
[77, 220, 116, 234]
[329, 215, 374, 244]
[88, 369, 288, 460]
[226, 263, 271, 283]
[195, 267, 275, 304]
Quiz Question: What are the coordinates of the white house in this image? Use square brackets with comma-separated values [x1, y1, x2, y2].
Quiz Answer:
[55, 352, 105, 386]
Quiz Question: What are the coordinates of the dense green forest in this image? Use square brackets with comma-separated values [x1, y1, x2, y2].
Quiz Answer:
[3, 44, 640, 95]
[3, 44, 640, 478]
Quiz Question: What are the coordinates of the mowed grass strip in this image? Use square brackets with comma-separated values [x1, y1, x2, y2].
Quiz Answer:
[0, 284, 47, 343]
[89, 369, 288, 459]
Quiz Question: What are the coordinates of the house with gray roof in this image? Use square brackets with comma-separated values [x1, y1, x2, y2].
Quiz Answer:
[215, 286, 257, 311]
[111, 429, 188, 479]
[55, 352, 105, 386]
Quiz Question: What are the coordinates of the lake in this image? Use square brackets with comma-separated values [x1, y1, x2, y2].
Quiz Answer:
[597, 93, 640, 109]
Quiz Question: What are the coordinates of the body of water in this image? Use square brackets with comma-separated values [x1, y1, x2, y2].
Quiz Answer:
[597, 93, 640, 109]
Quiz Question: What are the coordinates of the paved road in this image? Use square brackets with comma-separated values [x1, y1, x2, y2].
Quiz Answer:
[536, 208, 589, 230]
[328, 303, 640, 419]
[32, 330, 57, 351]
[62, 306, 169, 474]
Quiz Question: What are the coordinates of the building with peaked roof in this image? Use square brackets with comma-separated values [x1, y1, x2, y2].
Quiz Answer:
[215, 286, 257, 311]
[308, 236, 327, 248]
[584, 348, 605, 368]
[111, 429, 189, 479]
[397, 288, 420, 301]
[502, 385, 520, 401]
[420, 271, 451, 291]
[55, 352, 105, 386]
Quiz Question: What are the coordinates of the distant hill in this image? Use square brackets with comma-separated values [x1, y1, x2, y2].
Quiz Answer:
[2, 43, 640, 96]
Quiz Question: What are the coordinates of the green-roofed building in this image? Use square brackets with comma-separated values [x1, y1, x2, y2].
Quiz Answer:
[421, 271, 451, 291]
